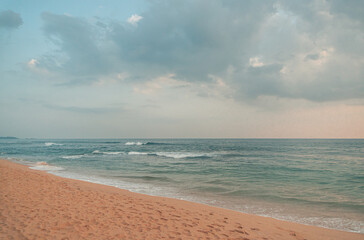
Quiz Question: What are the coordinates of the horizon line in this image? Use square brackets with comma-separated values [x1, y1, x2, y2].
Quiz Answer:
[3, 137, 364, 140]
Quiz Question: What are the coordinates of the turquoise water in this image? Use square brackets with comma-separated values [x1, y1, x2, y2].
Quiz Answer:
[1, 139, 363, 233]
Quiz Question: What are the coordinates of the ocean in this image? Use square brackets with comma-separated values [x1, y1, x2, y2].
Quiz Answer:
[1, 138, 363, 233]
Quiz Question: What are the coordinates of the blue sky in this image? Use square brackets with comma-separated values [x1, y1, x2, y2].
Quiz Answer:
[1, 0, 364, 138]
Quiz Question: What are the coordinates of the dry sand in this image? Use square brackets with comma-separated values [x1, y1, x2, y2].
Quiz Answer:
[0, 159, 362, 240]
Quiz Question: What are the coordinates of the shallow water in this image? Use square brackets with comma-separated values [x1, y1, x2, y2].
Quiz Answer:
[1, 138, 363, 233]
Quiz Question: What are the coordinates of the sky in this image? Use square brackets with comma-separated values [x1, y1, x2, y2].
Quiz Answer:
[0, 0, 364, 138]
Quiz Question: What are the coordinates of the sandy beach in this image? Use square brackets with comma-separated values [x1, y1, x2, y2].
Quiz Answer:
[0, 159, 362, 240]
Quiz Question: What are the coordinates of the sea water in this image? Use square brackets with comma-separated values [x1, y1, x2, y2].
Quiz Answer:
[1, 138, 363, 233]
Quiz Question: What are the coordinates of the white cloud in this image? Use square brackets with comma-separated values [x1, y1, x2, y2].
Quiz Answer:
[27, 58, 38, 67]
[127, 14, 143, 26]
[33, 1, 364, 102]
[249, 57, 264, 67]
[27, 58, 50, 75]
[133, 74, 189, 95]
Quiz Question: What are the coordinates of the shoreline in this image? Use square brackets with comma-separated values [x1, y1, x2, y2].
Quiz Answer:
[19, 157, 364, 234]
[1, 159, 363, 239]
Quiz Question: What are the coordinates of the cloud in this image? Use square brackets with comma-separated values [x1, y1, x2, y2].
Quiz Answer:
[28, 58, 38, 67]
[0, 10, 23, 29]
[133, 73, 186, 95]
[249, 57, 264, 68]
[34, 0, 364, 102]
[305, 53, 320, 61]
[26, 58, 51, 75]
[127, 14, 143, 26]
[39, 12, 117, 83]
[111, 0, 275, 82]
[329, 0, 364, 24]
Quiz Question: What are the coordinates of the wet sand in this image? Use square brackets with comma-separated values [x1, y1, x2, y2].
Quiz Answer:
[0, 159, 362, 240]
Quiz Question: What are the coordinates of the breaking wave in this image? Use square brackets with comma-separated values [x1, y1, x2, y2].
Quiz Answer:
[29, 161, 64, 171]
[145, 142, 171, 145]
[127, 151, 213, 159]
[128, 151, 148, 155]
[125, 142, 145, 146]
[155, 152, 213, 159]
[92, 150, 123, 155]
[61, 155, 86, 159]
[125, 141, 171, 146]
[45, 142, 63, 146]
[103, 151, 123, 155]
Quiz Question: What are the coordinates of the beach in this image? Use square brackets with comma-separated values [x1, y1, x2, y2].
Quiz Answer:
[1, 159, 362, 240]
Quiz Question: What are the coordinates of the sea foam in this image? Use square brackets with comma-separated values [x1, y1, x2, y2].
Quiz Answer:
[61, 155, 85, 159]
[29, 161, 64, 171]
[155, 152, 212, 159]
[125, 142, 145, 146]
[45, 142, 63, 146]
[128, 151, 148, 155]
[125, 141, 170, 146]
[127, 151, 213, 159]
[92, 150, 123, 155]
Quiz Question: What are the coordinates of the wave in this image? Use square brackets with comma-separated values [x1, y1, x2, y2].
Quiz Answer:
[92, 150, 123, 155]
[103, 151, 123, 155]
[128, 151, 148, 155]
[45, 142, 63, 146]
[29, 161, 64, 171]
[191, 185, 231, 193]
[125, 141, 170, 146]
[61, 155, 85, 159]
[145, 142, 171, 145]
[125, 142, 145, 146]
[155, 152, 213, 159]
[119, 175, 174, 182]
[127, 151, 213, 159]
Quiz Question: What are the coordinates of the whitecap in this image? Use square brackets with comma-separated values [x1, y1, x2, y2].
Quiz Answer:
[61, 155, 85, 159]
[128, 151, 148, 155]
[36, 161, 48, 165]
[92, 150, 123, 155]
[127, 151, 213, 158]
[125, 142, 145, 146]
[45, 142, 63, 146]
[155, 152, 212, 159]
[103, 152, 123, 155]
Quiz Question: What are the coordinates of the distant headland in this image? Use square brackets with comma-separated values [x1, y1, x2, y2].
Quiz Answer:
[0, 136, 18, 139]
